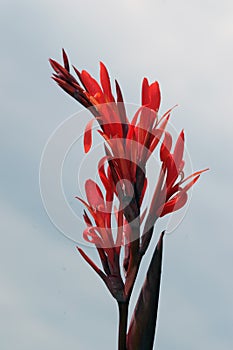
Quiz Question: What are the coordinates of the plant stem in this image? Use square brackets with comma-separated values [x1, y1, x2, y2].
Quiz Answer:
[118, 301, 129, 350]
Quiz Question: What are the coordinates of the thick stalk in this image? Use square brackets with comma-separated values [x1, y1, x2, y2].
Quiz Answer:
[118, 301, 129, 350]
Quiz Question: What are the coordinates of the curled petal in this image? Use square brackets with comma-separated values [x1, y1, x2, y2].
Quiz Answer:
[83, 227, 103, 245]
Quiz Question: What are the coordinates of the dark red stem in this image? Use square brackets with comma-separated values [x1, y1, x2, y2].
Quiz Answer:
[118, 301, 129, 350]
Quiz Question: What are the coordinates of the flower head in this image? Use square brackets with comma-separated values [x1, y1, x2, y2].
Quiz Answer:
[50, 50, 208, 299]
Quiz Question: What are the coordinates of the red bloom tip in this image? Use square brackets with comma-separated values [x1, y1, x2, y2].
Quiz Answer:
[142, 78, 150, 105]
[141, 78, 161, 112]
[100, 62, 115, 102]
[62, 48, 70, 72]
[150, 81, 161, 112]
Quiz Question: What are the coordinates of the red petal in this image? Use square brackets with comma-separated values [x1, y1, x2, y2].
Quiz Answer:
[84, 118, 95, 153]
[158, 105, 178, 125]
[160, 132, 172, 162]
[52, 76, 76, 95]
[138, 107, 156, 135]
[100, 62, 114, 102]
[83, 210, 92, 226]
[142, 77, 150, 105]
[115, 79, 125, 104]
[81, 70, 103, 96]
[115, 79, 129, 133]
[77, 247, 106, 280]
[75, 196, 96, 221]
[165, 154, 179, 190]
[98, 157, 112, 192]
[72, 65, 87, 89]
[50, 58, 75, 82]
[149, 81, 161, 112]
[62, 48, 70, 72]
[181, 168, 209, 184]
[173, 130, 185, 170]
[159, 192, 188, 217]
[128, 106, 144, 138]
[182, 175, 200, 192]
[85, 179, 105, 208]
[49, 58, 63, 74]
[149, 166, 166, 219]
[147, 128, 164, 155]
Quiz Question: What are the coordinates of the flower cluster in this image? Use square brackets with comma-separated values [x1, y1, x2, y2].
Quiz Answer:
[50, 50, 207, 301]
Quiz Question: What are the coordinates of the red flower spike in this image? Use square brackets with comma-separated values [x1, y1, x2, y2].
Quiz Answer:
[50, 52, 208, 350]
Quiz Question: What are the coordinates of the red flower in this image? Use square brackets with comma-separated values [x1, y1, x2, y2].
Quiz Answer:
[50, 50, 169, 158]
[50, 49, 208, 298]
[49, 50, 172, 209]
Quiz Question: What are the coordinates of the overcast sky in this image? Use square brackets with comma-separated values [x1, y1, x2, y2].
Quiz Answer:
[1, 0, 233, 349]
